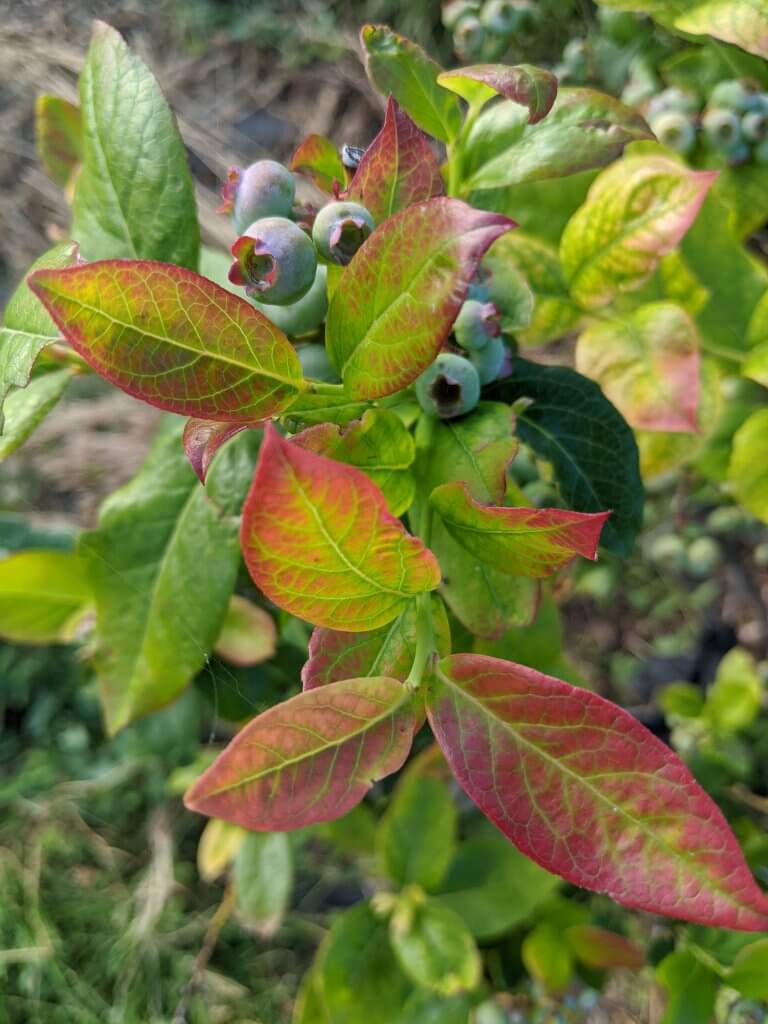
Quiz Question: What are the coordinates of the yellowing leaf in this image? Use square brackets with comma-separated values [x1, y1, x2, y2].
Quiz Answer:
[214, 595, 277, 667]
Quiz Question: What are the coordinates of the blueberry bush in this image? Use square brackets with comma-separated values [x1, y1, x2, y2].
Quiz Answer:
[3, 10, 768, 1022]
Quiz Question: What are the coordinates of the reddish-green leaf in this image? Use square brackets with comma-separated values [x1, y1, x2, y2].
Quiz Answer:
[326, 199, 513, 399]
[35, 95, 82, 190]
[427, 654, 768, 930]
[575, 302, 701, 433]
[438, 65, 557, 123]
[291, 408, 415, 515]
[289, 134, 345, 193]
[561, 157, 717, 309]
[302, 596, 451, 690]
[430, 482, 609, 577]
[565, 925, 645, 970]
[183, 418, 256, 484]
[241, 425, 440, 630]
[29, 260, 303, 422]
[346, 97, 444, 224]
[184, 676, 415, 829]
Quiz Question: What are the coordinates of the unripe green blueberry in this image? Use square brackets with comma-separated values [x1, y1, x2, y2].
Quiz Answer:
[229, 217, 317, 305]
[685, 536, 722, 578]
[707, 506, 749, 534]
[469, 335, 506, 384]
[650, 111, 696, 154]
[219, 161, 296, 233]
[251, 265, 328, 336]
[442, 0, 480, 30]
[650, 534, 687, 573]
[453, 299, 501, 351]
[598, 8, 638, 45]
[454, 15, 485, 59]
[648, 87, 699, 120]
[480, 0, 522, 35]
[415, 353, 481, 419]
[508, 445, 538, 485]
[294, 342, 340, 383]
[742, 109, 768, 142]
[312, 201, 374, 266]
[710, 79, 758, 113]
[702, 107, 742, 148]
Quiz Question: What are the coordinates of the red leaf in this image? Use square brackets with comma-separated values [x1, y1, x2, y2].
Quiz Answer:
[29, 260, 303, 422]
[289, 133, 345, 193]
[183, 418, 258, 484]
[184, 676, 415, 829]
[565, 925, 645, 970]
[427, 654, 768, 930]
[327, 198, 514, 399]
[438, 64, 558, 123]
[240, 425, 440, 630]
[430, 481, 610, 577]
[346, 97, 444, 224]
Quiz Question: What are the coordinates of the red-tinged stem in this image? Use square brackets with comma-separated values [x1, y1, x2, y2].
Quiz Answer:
[405, 508, 437, 692]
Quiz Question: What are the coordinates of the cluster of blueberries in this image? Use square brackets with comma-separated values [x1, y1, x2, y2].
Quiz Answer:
[441, 0, 541, 62]
[221, 159, 510, 420]
[647, 81, 768, 166]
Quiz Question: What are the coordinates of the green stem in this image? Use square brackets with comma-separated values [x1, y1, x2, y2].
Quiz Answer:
[405, 507, 437, 692]
[303, 379, 346, 396]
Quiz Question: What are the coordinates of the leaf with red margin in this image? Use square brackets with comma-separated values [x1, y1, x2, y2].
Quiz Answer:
[346, 97, 444, 224]
[241, 424, 440, 630]
[302, 596, 451, 690]
[438, 64, 557, 124]
[427, 654, 768, 930]
[184, 676, 415, 829]
[326, 199, 514, 399]
[35, 95, 82, 189]
[430, 482, 610, 577]
[289, 134, 345, 193]
[183, 418, 259, 484]
[29, 260, 303, 422]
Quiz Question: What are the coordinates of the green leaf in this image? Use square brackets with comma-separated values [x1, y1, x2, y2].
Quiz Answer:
[214, 595, 277, 667]
[292, 409, 415, 516]
[575, 302, 701, 433]
[681, 190, 768, 356]
[430, 482, 609, 577]
[715, 163, 768, 241]
[744, 289, 768, 386]
[659, 682, 704, 720]
[485, 232, 581, 345]
[729, 408, 768, 523]
[35, 95, 82, 189]
[434, 836, 560, 940]
[234, 832, 293, 937]
[472, 170, 596, 247]
[491, 358, 644, 555]
[565, 925, 644, 969]
[522, 922, 573, 993]
[0, 242, 80, 430]
[465, 87, 652, 191]
[281, 388, 369, 429]
[196, 818, 246, 882]
[727, 938, 768, 999]
[675, 1, 768, 59]
[0, 549, 91, 645]
[400, 991, 472, 1024]
[480, 243, 534, 333]
[72, 21, 199, 268]
[390, 900, 481, 996]
[30, 259, 303, 422]
[80, 421, 255, 733]
[185, 677, 416, 830]
[377, 771, 457, 891]
[290, 134, 345, 193]
[0, 369, 72, 461]
[704, 647, 763, 734]
[360, 25, 461, 143]
[656, 950, 718, 1024]
[326, 199, 512, 400]
[560, 156, 716, 309]
[316, 903, 413, 1024]
[437, 64, 557, 123]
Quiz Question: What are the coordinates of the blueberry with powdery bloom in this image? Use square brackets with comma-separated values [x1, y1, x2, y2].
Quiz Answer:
[218, 160, 296, 233]
[453, 298, 501, 352]
[312, 201, 375, 266]
[229, 217, 317, 306]
[415, 353, 481, 419]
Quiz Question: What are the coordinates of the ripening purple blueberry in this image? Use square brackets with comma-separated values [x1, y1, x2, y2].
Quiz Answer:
[415, 353, 481, 419]
[218, 161, 296, 233]
[312, 201, 375, 265]
[229, 217, 317, 305]
[453, 298, 501, 352]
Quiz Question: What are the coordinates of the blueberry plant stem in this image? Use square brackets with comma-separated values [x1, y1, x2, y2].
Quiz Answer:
[405, 508, 436, 692]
